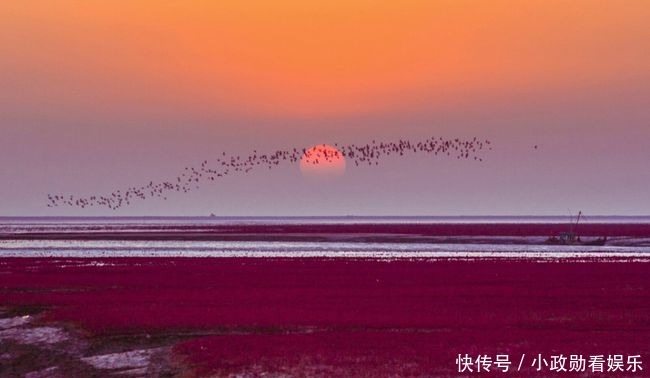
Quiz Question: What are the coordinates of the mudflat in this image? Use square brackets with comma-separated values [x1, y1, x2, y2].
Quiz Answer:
[1, 257, 648, 376]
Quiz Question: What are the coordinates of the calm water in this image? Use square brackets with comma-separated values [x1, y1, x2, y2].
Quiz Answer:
[1, 216, 650, 260]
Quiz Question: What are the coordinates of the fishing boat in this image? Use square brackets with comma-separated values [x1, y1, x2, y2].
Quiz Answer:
[545, 211, 607, 246]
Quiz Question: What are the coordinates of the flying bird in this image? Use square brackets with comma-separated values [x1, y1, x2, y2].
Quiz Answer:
[47, 136, 493, 210]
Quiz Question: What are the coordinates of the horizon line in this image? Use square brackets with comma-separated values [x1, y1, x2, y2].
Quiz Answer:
[2, 215, 650, 219]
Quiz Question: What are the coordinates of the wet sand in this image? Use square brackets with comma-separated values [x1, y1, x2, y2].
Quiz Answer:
[1, 257, 649, 376]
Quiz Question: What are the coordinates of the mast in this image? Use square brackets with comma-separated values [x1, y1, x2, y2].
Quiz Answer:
[574, 211, 582, 236]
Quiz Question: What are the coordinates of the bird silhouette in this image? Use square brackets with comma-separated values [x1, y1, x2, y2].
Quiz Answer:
[47, 136, 493, 210]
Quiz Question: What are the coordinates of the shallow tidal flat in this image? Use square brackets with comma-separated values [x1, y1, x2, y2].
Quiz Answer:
[1, 257, 648, 376]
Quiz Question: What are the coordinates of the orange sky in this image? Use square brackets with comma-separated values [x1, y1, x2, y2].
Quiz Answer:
[2, 1, 650, 216]
[2, 1, 649, 117]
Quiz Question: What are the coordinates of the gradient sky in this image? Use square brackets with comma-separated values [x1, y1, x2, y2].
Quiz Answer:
[1, 1, 649, 216]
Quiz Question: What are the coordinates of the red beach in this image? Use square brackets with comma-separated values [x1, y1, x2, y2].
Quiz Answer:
[1, 256, 649, 376]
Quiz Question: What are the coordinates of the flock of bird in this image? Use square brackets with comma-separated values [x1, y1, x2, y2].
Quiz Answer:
[47, 136, 492, 210]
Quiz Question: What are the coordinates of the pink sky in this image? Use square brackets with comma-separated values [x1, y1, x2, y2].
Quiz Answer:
[1, 1, 649, 215]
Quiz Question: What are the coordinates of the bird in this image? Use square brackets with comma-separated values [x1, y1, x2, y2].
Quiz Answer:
[47, 136, 493, 210]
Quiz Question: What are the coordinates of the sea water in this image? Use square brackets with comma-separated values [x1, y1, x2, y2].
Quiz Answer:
[1, 216, 650, 260]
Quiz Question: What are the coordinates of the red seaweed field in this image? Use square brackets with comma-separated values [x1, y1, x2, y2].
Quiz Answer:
[1, 257, 649, 376]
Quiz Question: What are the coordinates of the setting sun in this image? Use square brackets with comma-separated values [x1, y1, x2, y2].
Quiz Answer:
[299, 144, 346, 179]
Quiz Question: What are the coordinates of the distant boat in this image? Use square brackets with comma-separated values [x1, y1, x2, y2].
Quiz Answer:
[545, 211, 607, 246]
[209, 213, 217, 218]
[545, 234, 607, 246]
